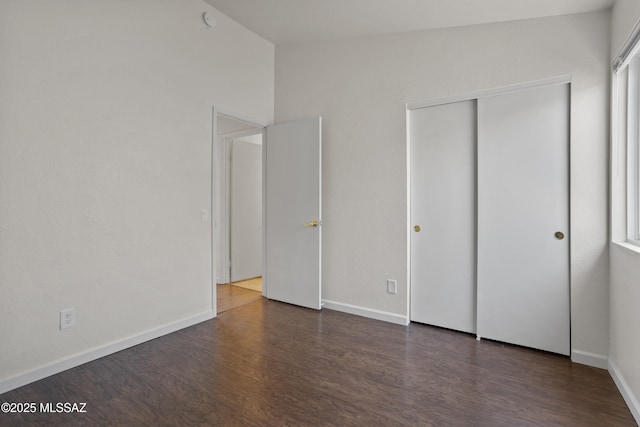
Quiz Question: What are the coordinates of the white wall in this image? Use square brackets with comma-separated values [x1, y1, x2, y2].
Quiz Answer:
[275, 11, 611, 362]
[0, 0, 273, 391]
[610, 0, 640, 422]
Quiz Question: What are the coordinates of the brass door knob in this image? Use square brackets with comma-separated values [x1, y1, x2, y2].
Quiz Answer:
[305, 219, 319, 227]
[414, 225, 421, 232]
[555, 231, 565, 240]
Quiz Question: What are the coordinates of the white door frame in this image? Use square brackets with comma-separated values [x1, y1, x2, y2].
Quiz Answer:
[405, 75, 571, 329]
[211, 107, 267, 315]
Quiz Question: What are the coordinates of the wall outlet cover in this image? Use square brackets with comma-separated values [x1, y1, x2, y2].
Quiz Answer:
[60, 308, 76, 330]
[387, 279, 397, 295]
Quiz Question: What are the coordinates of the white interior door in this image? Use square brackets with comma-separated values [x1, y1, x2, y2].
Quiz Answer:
[230, 137, 263, 282]
[477, 84, 570, 355]
[265, 117, 322, 309]
[410, 101, 477, 333]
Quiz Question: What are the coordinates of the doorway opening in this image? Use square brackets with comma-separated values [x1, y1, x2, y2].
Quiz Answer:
[212, 112, 323, 314]
[213, 110, 266, 314]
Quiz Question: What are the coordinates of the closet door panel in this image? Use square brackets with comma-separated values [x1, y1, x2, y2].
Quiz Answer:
[477, 84, 570, 355]
[410, 100, 476, 334]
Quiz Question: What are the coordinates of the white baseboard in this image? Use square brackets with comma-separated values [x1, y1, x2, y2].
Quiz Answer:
[322, 300, 408, 325]
[0, 310, 214, 395]
[571, 349, 609, 369]
[609, 360, 640, 425]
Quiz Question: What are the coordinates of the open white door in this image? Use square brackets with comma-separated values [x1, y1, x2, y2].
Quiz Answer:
[265, 117, 322, 310]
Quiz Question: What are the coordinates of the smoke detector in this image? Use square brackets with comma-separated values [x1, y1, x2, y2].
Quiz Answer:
[203, 12, 216, 29]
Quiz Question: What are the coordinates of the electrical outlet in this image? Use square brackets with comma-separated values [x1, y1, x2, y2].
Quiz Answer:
[387, 279, 397, 295]
[60, 308, 76, 330]
[201, 209, 209, 222]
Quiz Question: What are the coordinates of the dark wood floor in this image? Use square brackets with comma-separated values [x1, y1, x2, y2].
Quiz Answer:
[1, 299, 635, 426]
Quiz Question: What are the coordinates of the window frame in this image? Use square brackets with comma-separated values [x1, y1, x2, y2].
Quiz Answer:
[627, 58, 640, 245]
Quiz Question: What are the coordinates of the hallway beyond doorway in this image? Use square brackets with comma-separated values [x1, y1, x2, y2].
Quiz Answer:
[231, 276, 262, 292]
[217, 277, 263, 313]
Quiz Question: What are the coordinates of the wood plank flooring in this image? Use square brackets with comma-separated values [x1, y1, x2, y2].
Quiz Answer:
[230, 277, 262, 293]
[0, 299, 635, 426]
[216, 283, 262, 313]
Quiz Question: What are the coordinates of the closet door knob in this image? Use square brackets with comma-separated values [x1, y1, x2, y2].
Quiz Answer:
[414, 225, 421, 232]
[554, 231, 565, 240]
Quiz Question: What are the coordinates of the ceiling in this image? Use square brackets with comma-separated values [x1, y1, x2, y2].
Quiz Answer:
[204, 0, 614, 45]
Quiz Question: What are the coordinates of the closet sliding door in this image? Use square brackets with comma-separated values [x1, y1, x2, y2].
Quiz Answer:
[410, 82, 570, 356]
[476, 84, 570, 356]
[409, 101, 477, 334]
